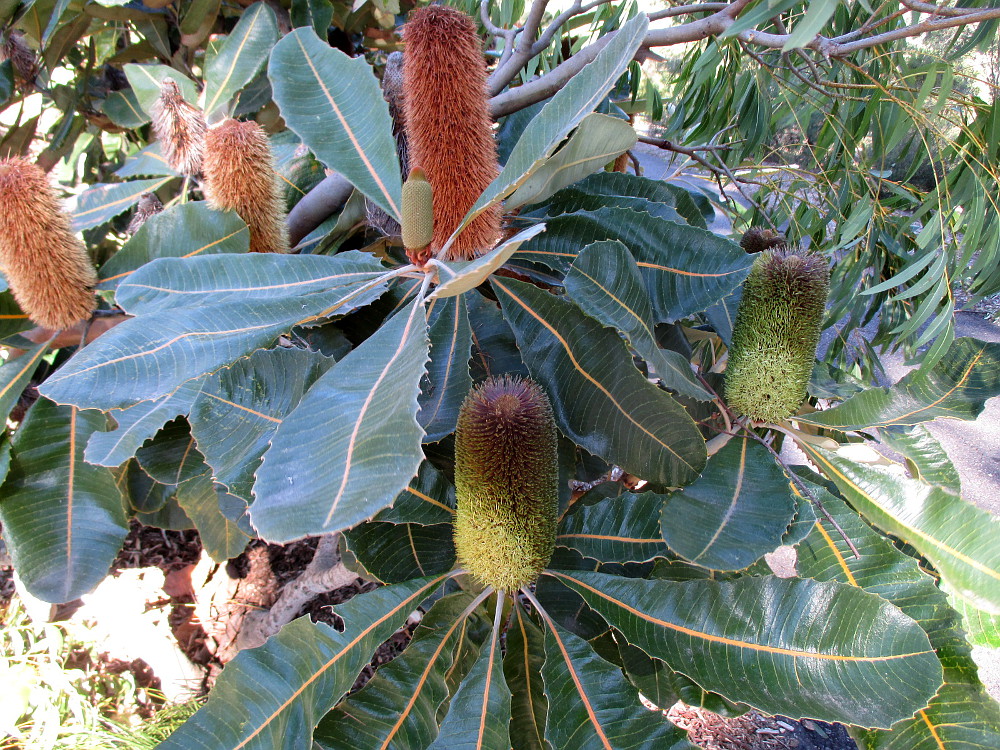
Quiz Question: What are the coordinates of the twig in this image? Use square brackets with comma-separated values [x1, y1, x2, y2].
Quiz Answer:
[237, 533, 359, 650]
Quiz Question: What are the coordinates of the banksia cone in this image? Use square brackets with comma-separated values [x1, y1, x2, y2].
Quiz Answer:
[739, 227, 786, 254]
[0, 158, 96, 329]
[402, 167, 433, 253]
[1, 31, 38, 91]
[724, 248, 830, 423]
[149, 79, 207, 176]
[366, 51, 408, 237]
[202, 118, 290, 253]
[454, 376, 558, 592]
[127, 192, 164, 236]
[403, 6, 501, 261]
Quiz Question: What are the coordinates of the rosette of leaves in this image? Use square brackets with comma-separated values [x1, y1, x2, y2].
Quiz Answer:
[0, 3, 998, 749]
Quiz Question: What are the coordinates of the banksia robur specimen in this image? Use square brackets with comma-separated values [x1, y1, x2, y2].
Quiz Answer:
[0, 158, 97, 330]
[454, 376, 558, 592]
[202, 118, 290, 254]
[724, 248, 830, 423]
[149, 79, 207, 176]
[403, 6, 501, 261]
[739, 227, 787, 254]
[401, 167, 433, 263]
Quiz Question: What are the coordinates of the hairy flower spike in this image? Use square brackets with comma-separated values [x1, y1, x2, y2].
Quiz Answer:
[402, 167, 434, 253]
[454, 376, 558, 592]
[0, 158, 97, 330]
[149, 79, 207, 176]
[127, 192, 164, 236]
[724, 248, 830, 423]
[403, 6, 501, 261]
[202, 118, 290, 254]
[1, 31, 38, 91]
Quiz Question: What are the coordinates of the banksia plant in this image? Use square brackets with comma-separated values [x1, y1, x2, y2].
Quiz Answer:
[403, 6, 502, 261]
[0, 158, 97, 330]
[724, 248, 830, 423]
[149, 79, 207, 176]
[739, 227, 787, 254]
[202, 118, 290, 254]
[454, 376, 558, 592]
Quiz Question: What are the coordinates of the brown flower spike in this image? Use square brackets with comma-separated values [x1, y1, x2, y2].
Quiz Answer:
[0, 158, 97, 330]
[149, 79, 207, 176]
[202, 119, 290, 254]
[403, 6, 501, 260]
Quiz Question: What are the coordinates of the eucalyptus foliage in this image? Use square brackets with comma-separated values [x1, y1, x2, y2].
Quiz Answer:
[1, 1, 1000, 749]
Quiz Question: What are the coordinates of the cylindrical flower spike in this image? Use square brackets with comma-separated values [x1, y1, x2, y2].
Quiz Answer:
[739, 227, 787, 254]
[401, 167, 433, 254]
[0, 158, 97, 330]
[149, 78, 207, 177]
[403, 5, 501, 261]
[202, 118, 290, 254]
[454, 376, 558, 592]
[724, 248, 830, 423]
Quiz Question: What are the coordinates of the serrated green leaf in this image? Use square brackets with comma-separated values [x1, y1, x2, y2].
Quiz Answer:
[113, 143, 178, 178]
[0, 399, 127, 603]
[189, 347, 335, 503]
[506, 113, 637, 210]
[565, 240, 712, 401]
[806, 445, 1000, 614]
[72, 177, 174, 232]
[795, 493, 1000, 749]
[269, 27, 402, 221]
[0, 292, 31, 338]
[175, 472, 249, 562]
[466, 290, 528, 381]
[660, 437, 796, 571]
[504, 603, 548, 750]
[0, 341, 47, 425]
[291, 0, 333, 37]
[314, 591, 492, 750]
[493, 276, 706, 488]
[85, 377, 207, 467]
[799, 338, 1000, 431]
[343, 521, 455, 584]
[948, 593, 1000, 649]
[545, 570, 942, 728]
[161, 574, 452, 750]
[429, 607, 510, 750]
[203, 3, 278, 116]
[373, 461, 456, 525]
[537, 609, 692, 750]
[135, 417, 207, 485]
[102, 88, 149, 128]
[514, 208, 752, 322]
[99, 202, 249, 289]
[419, 296, 473, 442]
[251, 298, 429, 541]
[40, 254, 389, 411]
[455, 14, 648, 241]
[557, 490, 669, 563]
[880, 424, 961, 495]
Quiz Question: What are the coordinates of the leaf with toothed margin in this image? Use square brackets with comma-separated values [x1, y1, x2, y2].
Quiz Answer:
[0, 398, 128, 604]
[544, 570, 942, 728]
[159, 574, 453, 750]
[493, 275, 706, 488]
[419, 295, 473, 443]
[250, 297, 429, 542]
[39, 253, 390, 412]
[188, 347, 336, 503]
[85, 376, 207, 467]
[538, 612, 693, 750]
[795, 493, 1000, 750]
